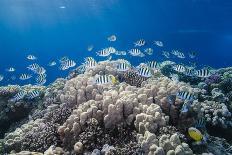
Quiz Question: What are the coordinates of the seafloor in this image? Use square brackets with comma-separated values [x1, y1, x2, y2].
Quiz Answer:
[0, 60, 232, 155]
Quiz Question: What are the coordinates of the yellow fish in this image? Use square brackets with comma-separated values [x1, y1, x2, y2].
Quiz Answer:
[188, 127, 203, 142]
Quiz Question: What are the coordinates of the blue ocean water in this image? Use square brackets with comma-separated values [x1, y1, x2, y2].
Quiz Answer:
[0, 0, 232, 85]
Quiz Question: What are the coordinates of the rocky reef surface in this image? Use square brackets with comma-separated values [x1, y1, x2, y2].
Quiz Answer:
[0, 60, 232, 155]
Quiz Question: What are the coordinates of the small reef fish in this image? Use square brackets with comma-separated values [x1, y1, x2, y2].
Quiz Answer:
[87, 45, 94, 51]
[189, 51, 197, 59]
[34, 67, 46, 75]
[115, 51, 127, 56]
[195, 69, 212, 78]
[27, 63, 40, 71]
[171, 50, 185, 58]
[27, 90, 41, 99]
[48, 61, 56, 66]
[134, 39, 146, 47]
[59, 56, 70, 63]
[162, 51, 170, 58]
[116, 61, 131, 72]
[188, 127, 204, 143]
[27, 55, 37, 60]
[35, 73, 47, 85]
[11, 90, 27, 102]
[183, 68, 196, 76]
[144, 48, 153, 55]
[177, 91, 196, 101]
[6, 67, 15, 72]
[128, 49, 145, 57]
[176, 52, 185, 59]
[154, 40, 163, 47]
[85, 59, 97, 69]
[94, 75, 118, 85]
[97, 47, 116, 57]
[107, 35, 117, 42]
[137, 66, 153, 78]
[60, 59, 76, 70]
[147, 61, 160, 70]
[160, 61, 176, 67]
[19, 74, 32, 80]
[0, 75, 4, 81]
[173, 65, 186, 73]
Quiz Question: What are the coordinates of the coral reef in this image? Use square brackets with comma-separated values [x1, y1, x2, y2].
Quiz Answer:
[1, 61, 232, 155]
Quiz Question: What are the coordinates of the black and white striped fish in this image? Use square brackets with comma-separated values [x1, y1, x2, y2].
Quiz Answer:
[154, 41, 163, 47]
[11, 90, 27, 102]
[85, 59, 97, 68]
[19, 74, 32, 80]
[34, 67, 46, 74]
[184, 68, 195, 76]
[176, 52, 185, 59]
[97, 47, 116, 57]
[6, 67, 15, 72]
[27, 90, 41, 99]
[173, 65, 186, 73]
[36, 74, 47, 85]
[144, 48, 153, 55]
[116, 62, 131, 72]
[27, 63, 40, 71]
[27, 55, 37, 60]
[147, 61, 160, 70]
[137, 66, 153, 78]
[94, 75, 117, 85]
[134, 39, 146, 47]
[195, 69, 212, 78]
[60, 60, 76, 70]
[128, 49, 145, 57]
[177, 91, 196, 101]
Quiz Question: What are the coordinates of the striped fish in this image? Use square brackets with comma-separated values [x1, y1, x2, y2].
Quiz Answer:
[144, 48, 153, 55]
[27, 63, 40, 71]
[154, 41, 163, 47]
[11, 90, 27, 102]
[85, 59, 97, 68]
[177, 91, 196, 101]
[137, 66, 153, 78]
[36, 74, 47, 85]
[176, 52, 185, 59]
[27, 90, 41, 99]
[6, 67, 15, 72]
[162, 51, 170, 58]
[173, 65, 186, 73]
[27, 55, 37, 60]
[94, 75, 117, 85]
[19, 74, 32, 80]
[34, 67, 46, 74]
[128, 49, 145, 57]
[97, 47, 116, 57]
[134, 39, 146, 47]
[184, 68, 195, 76]
[60, 60, 76, 70]
[195, 69, 211, 78]
[116, 62, 131, 72]
[147, 61, 160, 70]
